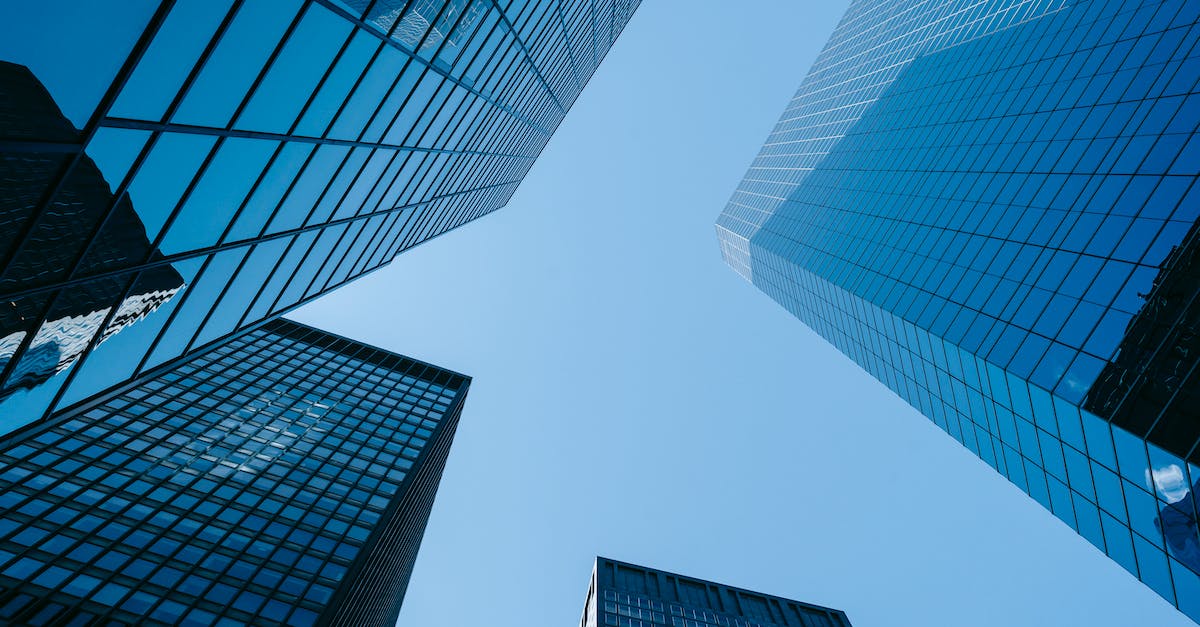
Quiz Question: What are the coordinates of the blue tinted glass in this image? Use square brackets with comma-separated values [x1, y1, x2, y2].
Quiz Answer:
[86, 127, 153, 191]
[235, 3, 353, 134]
[193, 237, 292, 347]
[54, 257, 204, 411]
[172, 0, 304, 127]
[160, 137, 279, 255]
[304, 148, 371, 226]
[109, 0, 235, 121]
[0, 2, 158, 127]
[265, 145, 351, 234]
[294, 31, 380, 137]
[713, 0, 1200, 616]
[242, 230, 319, 323]
[273, 225, 348, 313]
[143, 247, 250, 369]
[125, 133, 218, 241]
[225, 142, 315, 242]
[328, 45, 409, 140]
[363, 62, 423, 143]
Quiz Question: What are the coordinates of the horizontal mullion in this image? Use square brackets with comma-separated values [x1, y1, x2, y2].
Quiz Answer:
[99, 117, 538, 161]
[0, 175, 524, 303]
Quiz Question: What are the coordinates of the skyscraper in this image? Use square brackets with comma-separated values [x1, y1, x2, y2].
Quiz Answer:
[716, 0, 1200, 620]
[579, 557, 851, 627]
[0, 317, 468, 626]
[0, 0, 639, 434]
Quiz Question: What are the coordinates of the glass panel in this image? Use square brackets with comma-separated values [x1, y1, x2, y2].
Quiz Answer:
[0, 147, 70, 289]
[241, 230, 318, 323]
[109, 0, 235, 122]
[123, 132, 218, 243]
[86, 127, 152, 191]
[0, 270, 151, 432]
[272, 225, 348, 314]
[362, 61, 422, 143]
[172, 0, 305, 128]
[0, 2, 159, 127]
[294, 31, 380, 137]
[265, 145, 350, 235]
[328, 44, 409, 140]
[235, 3, 354, 134]
[193, 237, 292, 347]
[307, 220, 367, 295]
[303, 147, 371, 226]
[383, 71, 441, 145]
[225, 142, 315, 242]
[159, 137, 279, 256]
[54, 257, 201, 411]
[331, 149, 395, 221]
[142, 246, 250, 370]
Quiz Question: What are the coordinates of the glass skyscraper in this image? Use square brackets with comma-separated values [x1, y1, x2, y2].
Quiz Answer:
[0, 0, 639, 434]
[0, 317, 468, 626]
[717, 0, 1200, 620]
[579, 557, 851, 627]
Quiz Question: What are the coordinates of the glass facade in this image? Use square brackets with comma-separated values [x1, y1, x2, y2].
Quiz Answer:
[0, 317, 470, 626]
[579, 557, 851, 627]
[716, 0, 1200, 620]
[0, 0, 639, 434]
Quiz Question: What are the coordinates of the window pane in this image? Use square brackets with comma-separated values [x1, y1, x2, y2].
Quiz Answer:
[109, 0, 235, 122]
[172, 0, 304, 128]
[235, 3, 353, 134]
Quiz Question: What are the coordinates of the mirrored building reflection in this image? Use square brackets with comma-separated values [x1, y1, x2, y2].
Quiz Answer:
[0, 318, 469, 626]
[0, 0, 639, 434]
[716, 0, 1200, 619]
[0, 60, 184, 429]
[579, 557, 852, 627]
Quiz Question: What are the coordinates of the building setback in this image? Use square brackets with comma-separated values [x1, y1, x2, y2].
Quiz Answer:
[0, 318, 468, 626]
[0, 0, 639, 434]
[579, 557, 851, 627]
[716, 0, 1200, 620]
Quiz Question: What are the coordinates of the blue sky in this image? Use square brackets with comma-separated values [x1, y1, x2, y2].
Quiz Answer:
[294, 2, 1194, 625]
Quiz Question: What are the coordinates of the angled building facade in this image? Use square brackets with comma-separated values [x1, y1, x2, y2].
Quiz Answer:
[0, 0, 639, 434]
[580, 557, 851, 627]
[0, 318, 468, 626]
[717, 0, 1200, 620]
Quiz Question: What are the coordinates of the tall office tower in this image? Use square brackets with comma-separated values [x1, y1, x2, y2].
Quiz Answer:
[716, 0, 1200, 620]
[579, 557, 852, 627]
[0, 0, 638, 433]
[0, 318, 469, 626]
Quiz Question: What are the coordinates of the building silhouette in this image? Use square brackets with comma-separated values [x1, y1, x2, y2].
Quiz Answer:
[0, 0, 639, 433]
[580, 557, 851, 627]
[716, 0, 1200, 619]
[0, 318, 468, 626]
[0, 61, 184, 404]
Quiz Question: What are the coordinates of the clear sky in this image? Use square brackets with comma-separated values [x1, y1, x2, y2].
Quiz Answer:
[293, 1, 1194, 625]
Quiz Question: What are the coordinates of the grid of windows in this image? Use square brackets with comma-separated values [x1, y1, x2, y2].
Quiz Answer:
[0, 318, 469, 625]
[0, 0, 639, 435]
[717, 0, 1071, 274]
[716, 0, 1200, 620]
[580, 558, 852, 627]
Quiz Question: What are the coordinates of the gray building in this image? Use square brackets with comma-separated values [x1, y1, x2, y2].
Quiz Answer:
[0, 0, 639, 434]
[580, 557, 851, 627]
[0, 318, 468, 625]
[716, 0, 1200, 620]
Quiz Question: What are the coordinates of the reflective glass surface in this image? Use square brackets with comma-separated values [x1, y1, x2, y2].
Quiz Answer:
[717, 0, 1200, 619]
[0, 318, 469, 626]
[0, 0, 639, 433]
[580, 557, 852, 627]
